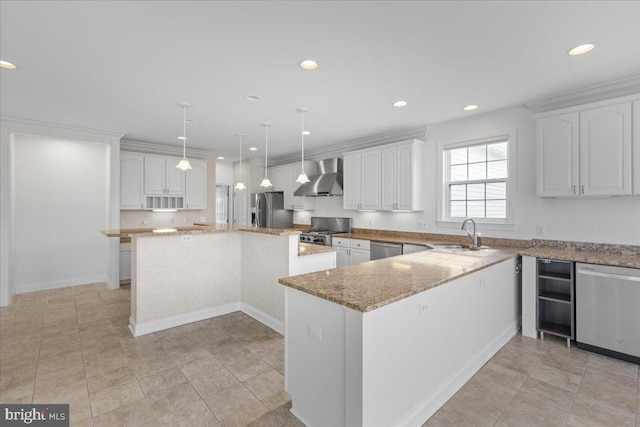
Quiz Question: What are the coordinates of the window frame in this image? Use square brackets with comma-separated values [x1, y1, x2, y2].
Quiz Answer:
[436, 128, 517, 229]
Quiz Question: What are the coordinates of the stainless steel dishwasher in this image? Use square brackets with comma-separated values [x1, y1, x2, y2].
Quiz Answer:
[576, 263, 640, 364]
[370, 241, 403, 260]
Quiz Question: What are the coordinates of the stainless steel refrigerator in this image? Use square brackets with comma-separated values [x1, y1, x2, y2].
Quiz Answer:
[250, 192, 293, 229]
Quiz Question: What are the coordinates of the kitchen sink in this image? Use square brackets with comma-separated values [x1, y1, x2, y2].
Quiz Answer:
[430, 243, 470, 250]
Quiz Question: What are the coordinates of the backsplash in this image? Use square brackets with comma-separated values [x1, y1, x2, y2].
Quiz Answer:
[532, 239, 640, 256]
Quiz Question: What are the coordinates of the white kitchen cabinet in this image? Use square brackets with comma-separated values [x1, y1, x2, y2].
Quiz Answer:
[185, 158, 207, 209]
[536, 101, 633, 197]
[269, 162, 316, 210]
[120, 152, 144, 209]
[119, 243, 131, 283]
[144, 155, 186, 196]
[381, 140, 425, 211]
[333, 238, 370, 266]
[268, 166, 285, 192]
[634, 101, 640, 195]
[580, 103, 632, 196]
[343, 149, 381, 210]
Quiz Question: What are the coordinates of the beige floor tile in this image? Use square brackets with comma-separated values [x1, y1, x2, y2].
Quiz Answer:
[83, 348, 130, 378]
[69, 395, 92, 423]
[529, 359, 583, 393]
[138, 367, 189, 396]
[128, 356, 176, 379]
[587, 352, 639, 380]
[267, 400, 296, 424]
[37, 350, 84, 376]
[33, 375, 88, 404]
[0, 355, 38, 386]
[0, 378, 34, 403]
[219, 401, 281, 427]
[156, 399, 217, 427]
[0, 339, 40, 360]
[145, 382, 203, 420]
[260, 350, 285, 376]
[202, 383, 260, 421]
[87, 366, 135, 394]
[577, 367, 638, 414]
[188, 365, 240, 396]
[92, 397, 156, 427]
[243, 369, 284, 401]
[567, 392, 636, 427]
[516, 376, 575, 413]
[495, 393, 568, 427]
[89, 379, 144, 417]
[227, 355, 273, 382]
[472, 360, 528, 391]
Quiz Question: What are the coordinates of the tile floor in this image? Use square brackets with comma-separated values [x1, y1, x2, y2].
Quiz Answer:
[1, 283, 638, 427]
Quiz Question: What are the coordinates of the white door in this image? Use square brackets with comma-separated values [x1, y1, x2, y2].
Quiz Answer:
[335, 247, 349, 267]
[343, 153, 361, 210]
[380, 146, 396, 211]
[395, 142, 414, 210]
[234, 188, 247, 226]
[580, 102, 632, 196]
[536, 113, 579, 197]
[216, 185, 230, 224]
[361, 149, 381, 210]
[120, 153, 144, 209]
[144, 155, 166, 195]
[165, 157, 186, 195]
[186, 159, 207, 209]
[350, 249, 370, 265]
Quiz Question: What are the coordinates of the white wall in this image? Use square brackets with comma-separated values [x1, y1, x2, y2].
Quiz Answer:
[216, 160, 234, 185]
[12, 134, 110, 292]
[295, 105, 640, 245]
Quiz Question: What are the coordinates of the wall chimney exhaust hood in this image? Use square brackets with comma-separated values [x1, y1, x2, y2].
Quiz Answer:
[294, 158, 343, 197]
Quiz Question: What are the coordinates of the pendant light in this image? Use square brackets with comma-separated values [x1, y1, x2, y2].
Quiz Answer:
[235, 133, 246, 190]
[259, 123, 273, 188]
[176, 102, 193, 171]
[296, 107, 311, 183]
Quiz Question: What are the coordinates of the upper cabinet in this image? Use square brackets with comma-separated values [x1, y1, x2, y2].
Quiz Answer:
[268, 162, 316, 211]
[344, 139, 424, 211]
[185, 158, 207, 210]
[121, 152, 207, 210]
[536, 100, 634, 197]
[121, 153, 145, 210]
[144, 155, 185, 195]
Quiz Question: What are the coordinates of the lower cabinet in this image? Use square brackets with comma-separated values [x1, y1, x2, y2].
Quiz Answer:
[333, 238, 370, 267]
[119, 243, 131, 283]
[537, 258, 574, 346]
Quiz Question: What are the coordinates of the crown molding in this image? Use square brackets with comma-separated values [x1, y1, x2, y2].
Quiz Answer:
[270, 125, 428, 165]
[121, 139, 215, 158]
[0, 114, 125, 143]
[524, 75, 640, 114]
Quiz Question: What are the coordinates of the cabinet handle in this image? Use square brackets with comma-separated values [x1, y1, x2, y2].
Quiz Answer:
[573, 185, 577, 194]
[581, 185, 585, 195]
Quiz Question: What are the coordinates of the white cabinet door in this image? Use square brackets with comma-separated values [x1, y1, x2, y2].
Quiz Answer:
[120, 153, 144, 210]
[380, 146, 396, 211]
[144, 155, 166, 195]
[361, 149, 381, 210]
[633, 101, 640, 195]
[395, 142, 414, 211]
[119, 247, 131, 282]
[336, 247, 349, 267]
[343, 152, 361, 210]
[165, 158, 186, 195]
[580, 103, 632, 196]
[350, 249, 370, 265]
[282, 165, 295, 210]
[536, 112, 579, 197]
[186, 159, 207, 209]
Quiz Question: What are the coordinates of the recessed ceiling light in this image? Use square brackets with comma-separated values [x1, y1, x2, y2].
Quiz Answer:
[0, 60, 16, 69]
[245, 95, 261, 101]
[393, 100, 408, 108]
[463, 104, 478, 111]
[568, 43, 595, 56]
[177, 136, 186, 140]
[299, 60, 318, 70]
[301, 131, 311, 136]
[217, 156, 224, 160]
[249, 147, 258, 151]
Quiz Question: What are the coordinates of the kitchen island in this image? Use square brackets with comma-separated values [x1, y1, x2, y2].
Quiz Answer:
[279, 247, 521, 427]
[102, 225, 336, 337]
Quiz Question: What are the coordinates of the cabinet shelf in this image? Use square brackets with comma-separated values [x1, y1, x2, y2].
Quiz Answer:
[538, 321, 572, 339]
[538, 272, 571, 281]
[536, 259, 575, 344]
[538, 292, 571, 304]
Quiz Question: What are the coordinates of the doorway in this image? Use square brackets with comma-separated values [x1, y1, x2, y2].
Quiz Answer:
[216, 185, 231, 224]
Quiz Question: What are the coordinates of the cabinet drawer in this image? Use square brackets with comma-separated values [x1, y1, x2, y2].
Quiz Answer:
[332, 237, 350, 248]
[349, 239, 370, 250]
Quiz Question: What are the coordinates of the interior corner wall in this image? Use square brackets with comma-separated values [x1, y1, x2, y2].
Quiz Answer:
[294, 105, 640, 245]
[0, 125, 12, 306]
[11, 133, 110, 293]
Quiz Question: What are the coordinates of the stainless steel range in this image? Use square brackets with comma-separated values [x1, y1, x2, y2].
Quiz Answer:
[299, 217, 352, 246]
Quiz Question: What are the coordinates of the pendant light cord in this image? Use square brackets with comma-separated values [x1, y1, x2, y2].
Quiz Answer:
[238, 134, 243, 181]
[301, 110, 305, 173]
[264, 125, 269, 178]
[182, 106, 187, 159]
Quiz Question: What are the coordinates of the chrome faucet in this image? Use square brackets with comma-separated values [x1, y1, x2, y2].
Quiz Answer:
[461, 218, 479, 248]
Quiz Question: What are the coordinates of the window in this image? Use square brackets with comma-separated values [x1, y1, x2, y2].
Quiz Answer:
[437, 129, 516, 226]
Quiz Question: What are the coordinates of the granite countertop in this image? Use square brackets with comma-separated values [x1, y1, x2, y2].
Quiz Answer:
[279, 247, 519, 312]
[298, 242, 337, 257]
[519, 247, 640, 269]
[101, 224, 301, 238]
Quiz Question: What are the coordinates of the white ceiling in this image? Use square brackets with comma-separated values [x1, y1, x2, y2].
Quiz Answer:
[1, 1, 639, 160]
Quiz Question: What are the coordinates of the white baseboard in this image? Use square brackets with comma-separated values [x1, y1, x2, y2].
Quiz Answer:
[15, 275, 106, 294]
[397, 316, 522, 427]
[241, 302, 285, 335]
[289, 408, 313, 427]
[130, 302, 241, 337]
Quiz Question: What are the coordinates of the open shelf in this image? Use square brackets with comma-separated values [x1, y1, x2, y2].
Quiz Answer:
[538, 272, 571, 281]
[538, 292, 571, 303]
[538, 321, 572, 338]
[537, 259, 575, 344]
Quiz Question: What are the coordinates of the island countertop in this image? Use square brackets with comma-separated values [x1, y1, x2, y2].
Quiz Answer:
[101, 224, 301, 238]
[279, 247, 519, 312]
